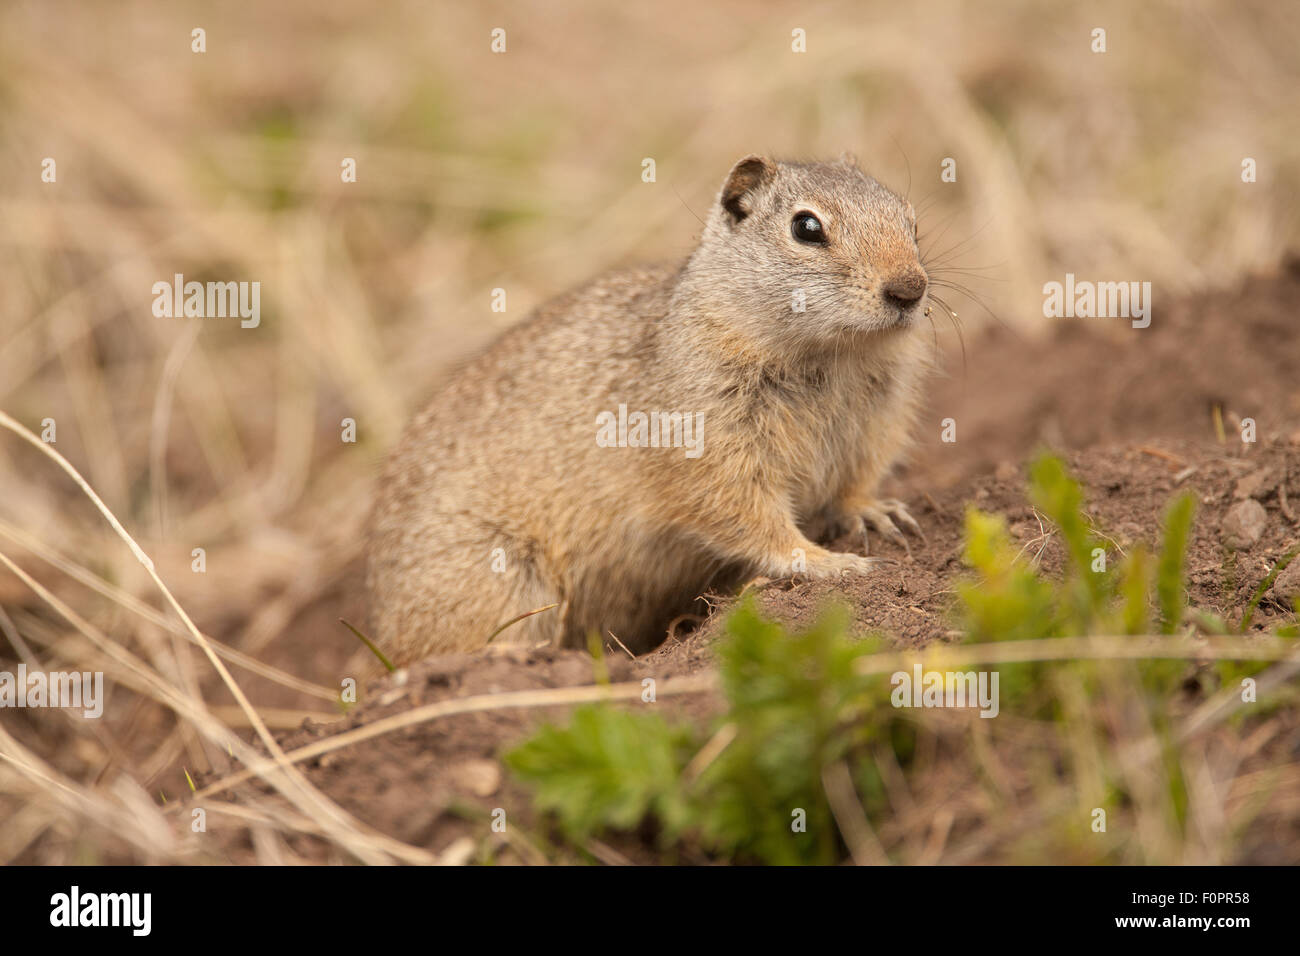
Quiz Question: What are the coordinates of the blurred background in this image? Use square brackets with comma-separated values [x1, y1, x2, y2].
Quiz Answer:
[0, 0, 1296, 861]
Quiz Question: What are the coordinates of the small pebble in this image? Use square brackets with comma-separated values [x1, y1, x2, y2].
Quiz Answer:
[1221, 499, 1268, 550]
[1272, 560, 1300, 605]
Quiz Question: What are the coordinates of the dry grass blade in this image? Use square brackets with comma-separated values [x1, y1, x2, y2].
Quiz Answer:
[340, 617, 395, 672]
[185, 673, 718, 803]
[0, 516, 336, 701]
[851, 634, 1300, 676]
[0, 410, 429, 864]
[822, 760, 890, 867]
[485, 602, 560, 644]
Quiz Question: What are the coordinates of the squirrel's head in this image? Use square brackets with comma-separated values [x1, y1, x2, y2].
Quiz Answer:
[687, 154, 928, 352]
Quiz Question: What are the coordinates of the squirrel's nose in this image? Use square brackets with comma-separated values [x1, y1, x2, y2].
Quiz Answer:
[881, 268, 928, 309]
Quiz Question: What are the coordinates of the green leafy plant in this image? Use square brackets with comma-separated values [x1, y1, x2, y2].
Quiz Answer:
[505, 706, 697, 842]
[693, 604, 892, 863]
[505, 602, 898, 864]
[958, 453, 1195, 644]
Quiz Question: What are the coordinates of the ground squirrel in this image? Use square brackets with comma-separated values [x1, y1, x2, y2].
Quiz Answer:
[367, 154, 932, 663]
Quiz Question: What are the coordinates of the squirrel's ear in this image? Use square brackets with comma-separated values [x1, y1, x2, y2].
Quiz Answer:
[838, 150, 860, 169]
[720, 154, 775, 224]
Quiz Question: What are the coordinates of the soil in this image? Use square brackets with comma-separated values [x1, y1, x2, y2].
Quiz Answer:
[202, 261, 1300, 863]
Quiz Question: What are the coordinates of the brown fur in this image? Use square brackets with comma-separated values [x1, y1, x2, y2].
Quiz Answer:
[366, 155, 933, 664]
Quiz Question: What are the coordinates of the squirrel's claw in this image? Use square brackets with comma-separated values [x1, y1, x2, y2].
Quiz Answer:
[860, 498, 925, 557]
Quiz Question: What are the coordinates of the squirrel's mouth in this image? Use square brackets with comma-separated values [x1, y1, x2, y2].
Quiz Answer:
[830, 304, 922, 338]
[879, 302, 921, 330]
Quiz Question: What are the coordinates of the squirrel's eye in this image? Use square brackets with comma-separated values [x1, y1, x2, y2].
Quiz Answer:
[791, 213, 826, 244]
